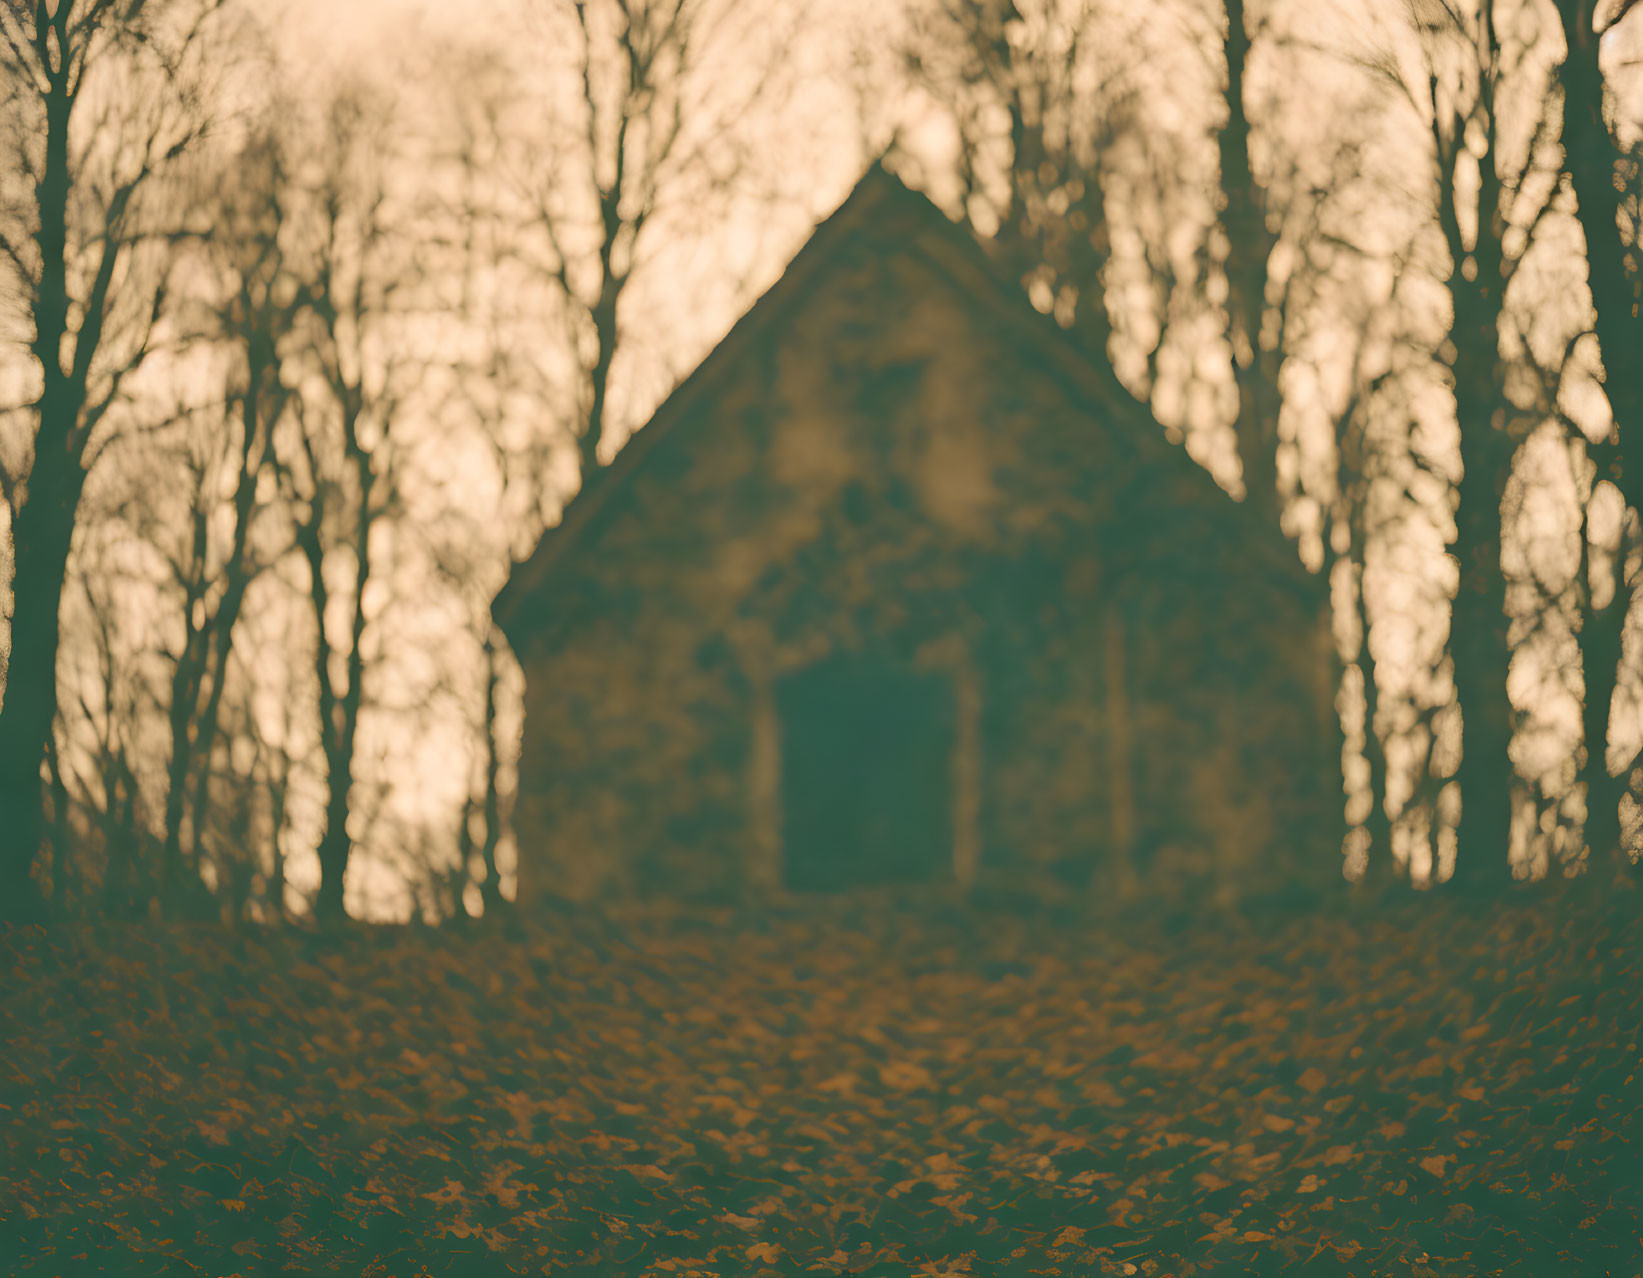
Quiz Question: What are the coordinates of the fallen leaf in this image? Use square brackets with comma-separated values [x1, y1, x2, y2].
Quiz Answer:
[879, 1060, 935, 1091]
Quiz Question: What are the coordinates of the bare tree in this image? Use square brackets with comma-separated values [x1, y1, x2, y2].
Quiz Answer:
[471, 626, 511, 915]
[1330, 362, 1399, 880]
[57, 570, 156, 917]
[0, 0, 230, 918]
[511, 0, 788, 484]
[272, 87, 418, 922]
[425, 522, 519, 919]
[409, 62, 531, 922]
[902, 0, 1318, 529]
[424, 614, 515, 921]
[1366, 0, 1566, 886]
[901, 0, 1141, 370]
[1552, 0, 1643, 873]
[151, 127, 296, 915]
[1214, 0, 1285, 527]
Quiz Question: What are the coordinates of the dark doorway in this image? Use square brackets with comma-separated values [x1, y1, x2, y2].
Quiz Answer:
[776, 654, 955, 891]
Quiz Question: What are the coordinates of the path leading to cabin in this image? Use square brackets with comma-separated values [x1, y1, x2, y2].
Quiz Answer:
[3, 892, 1637, 1275]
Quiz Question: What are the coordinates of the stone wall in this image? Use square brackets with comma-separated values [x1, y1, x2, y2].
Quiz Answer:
[507, 200, 1334, 908]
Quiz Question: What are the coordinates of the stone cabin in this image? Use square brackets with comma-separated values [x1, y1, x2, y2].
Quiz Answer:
[492, 164, 1337, 909]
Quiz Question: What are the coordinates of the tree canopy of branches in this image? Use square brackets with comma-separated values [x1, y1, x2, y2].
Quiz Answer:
[0, 0, 230, 919]
[7, 0, 1642, 921]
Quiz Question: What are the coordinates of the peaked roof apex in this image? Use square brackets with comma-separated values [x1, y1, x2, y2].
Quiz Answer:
[491, 160, 1312, 642]
[492, 162, 977, 636]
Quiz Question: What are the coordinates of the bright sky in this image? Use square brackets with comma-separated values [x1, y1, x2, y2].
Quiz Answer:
[254, 0, 893, 917]
[123, 0, 1637, 913]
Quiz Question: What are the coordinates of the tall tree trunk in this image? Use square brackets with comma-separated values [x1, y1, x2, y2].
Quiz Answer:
[1556, 0, 1643, 875]
[46, 733, 72, 916]
[1352, 554, 1396, 879]
[1447, 394, 1515, 889]
[308, 424, 374, 924]
[1579, 517, 1628, 865]
[577, 182, 626, 483]
[1430, 52, 1516, 891]
[1218, 0, 1282, 531]
[98, 753, 139, 918]
[0, 463, 88, 919]
[269, 820, 288, 924]
[1557, 3, 1643, 444]
[580, 288, 617, 483]
[160, 507, 213, 914]
[264, 729, 289, 924]
[314, 707, 360, 923]
[478, 628, 506, 916]
[314, 682, 363, 923]
[0, 65, 81, 921]
[173, 366, 276, 911]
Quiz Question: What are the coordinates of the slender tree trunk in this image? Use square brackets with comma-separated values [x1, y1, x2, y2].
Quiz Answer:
[0, 465, 88, 919]
[176, 373, 275, 909]
[1447, 234, 1516, 888]
[1429, 54, 1516, 892]
[1579, 520, 1628, 864]
[478, 628, 506, 915]
[309, 423, 374, 924]
[46, 734, 72, 916]
[306, 538, 356, 923]
[579, 272, 619, 483]
[267, 744, 289, 924]
[1352, 555, 1396, 878]
[101, 786, 133, 919]
[269, 829, 287, 923]
[160, 509, 212, 914]
[1448, 416, 1515, 888]
[112, 762, 146, 916]
[311, 693, 355, 924]
[1557, 3, 1642, 448]
[1218, 0, 1282, 531]
[0, 67, 82, 921]
[314, 706, 361, 923]
[1557, 0, 1643, 875]
[575, 172, 627, 483]
[98, 753, 139, 918]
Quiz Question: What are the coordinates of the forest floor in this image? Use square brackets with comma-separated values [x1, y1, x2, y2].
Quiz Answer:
[2, 881, 1639, 1277]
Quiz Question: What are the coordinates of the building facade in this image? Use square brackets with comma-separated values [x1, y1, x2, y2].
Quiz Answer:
[493, 166, 1337, 909]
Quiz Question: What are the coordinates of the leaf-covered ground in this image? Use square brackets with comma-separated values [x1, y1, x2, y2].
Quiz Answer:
[3, 886, 1638, 1277]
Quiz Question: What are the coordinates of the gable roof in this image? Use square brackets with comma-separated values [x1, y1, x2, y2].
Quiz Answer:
[493, 163, 1313, 642]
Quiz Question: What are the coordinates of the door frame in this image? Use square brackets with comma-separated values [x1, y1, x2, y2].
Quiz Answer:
[742, 632, 981, 895]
